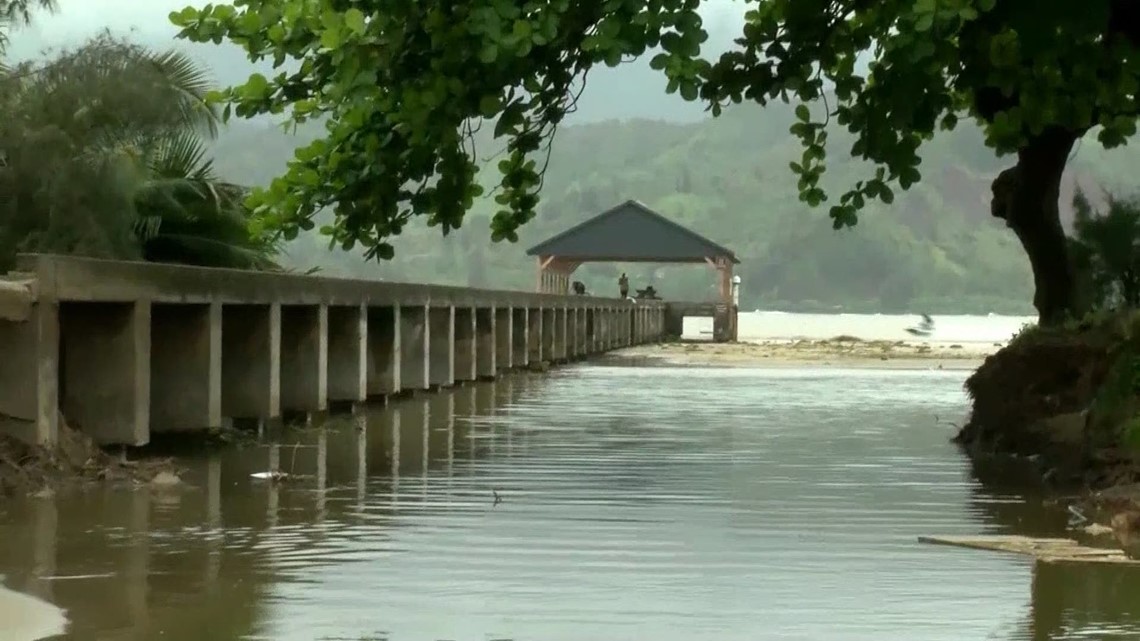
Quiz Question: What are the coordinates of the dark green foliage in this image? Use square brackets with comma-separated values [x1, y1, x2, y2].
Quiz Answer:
[170, 0, 1139, 257]
[1070, 188, 1140, 310]
[0, 32, 278, 271]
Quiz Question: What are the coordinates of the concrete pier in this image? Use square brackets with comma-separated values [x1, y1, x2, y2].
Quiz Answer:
[367, 306, 399, 398]
[400, 305, 428, 392]
[511, 307, 528, 368]
[280, 304, 327, 414]
[327, 304, 367, 404]
[493, 307, 511, 373]
[221, 304, 280, 422]
[454, 307, 477, 383]
[0, 254, 668, 446]
[475, 307, 495, 380]
[428, 306, 454, 388]
[150, 303, 221, 433]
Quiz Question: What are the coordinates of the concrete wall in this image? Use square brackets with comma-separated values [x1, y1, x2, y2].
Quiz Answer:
[0, 254, 669, 446]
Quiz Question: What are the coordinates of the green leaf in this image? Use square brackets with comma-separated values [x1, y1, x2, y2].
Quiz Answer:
[479, 94, 502, 117]
[320, 24, 343, 49]
[344, 8, 367, 36]
[795, 104, 810, 122]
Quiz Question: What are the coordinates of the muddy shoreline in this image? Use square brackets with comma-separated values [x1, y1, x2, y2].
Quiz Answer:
[0, 413, 181, 497]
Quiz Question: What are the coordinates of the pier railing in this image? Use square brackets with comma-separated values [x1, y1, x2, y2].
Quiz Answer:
[0, 254, 665, 447]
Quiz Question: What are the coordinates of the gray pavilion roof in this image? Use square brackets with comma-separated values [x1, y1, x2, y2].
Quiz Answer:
[525, 200, 739, 264]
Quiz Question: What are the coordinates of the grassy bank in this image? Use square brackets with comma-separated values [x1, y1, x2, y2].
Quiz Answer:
[957, 312, 1140, 501]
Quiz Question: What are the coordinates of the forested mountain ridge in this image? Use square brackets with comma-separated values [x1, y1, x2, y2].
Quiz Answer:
[211, 103, 1140, 315]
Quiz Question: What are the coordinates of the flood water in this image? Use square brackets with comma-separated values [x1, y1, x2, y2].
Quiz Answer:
[2, 365, 1140, 640]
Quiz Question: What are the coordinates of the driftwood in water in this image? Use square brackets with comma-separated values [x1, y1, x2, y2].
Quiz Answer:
[918, 534, 1140, 565]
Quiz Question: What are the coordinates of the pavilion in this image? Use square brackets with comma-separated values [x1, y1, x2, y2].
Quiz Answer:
[525, 199, 740, 340]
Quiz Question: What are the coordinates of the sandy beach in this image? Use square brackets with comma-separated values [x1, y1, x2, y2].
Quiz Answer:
[600, 337, 998, 370]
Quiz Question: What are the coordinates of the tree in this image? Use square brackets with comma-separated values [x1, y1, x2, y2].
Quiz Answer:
[171, 0, 1140, 324]
[1069, 187, 1140, 310]
[0, 33, 279, 269]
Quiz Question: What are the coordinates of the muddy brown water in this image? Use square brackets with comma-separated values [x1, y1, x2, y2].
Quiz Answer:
[1, 365, 1138, 640]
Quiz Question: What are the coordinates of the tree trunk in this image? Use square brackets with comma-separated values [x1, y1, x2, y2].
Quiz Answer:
[990, 127, 1079, 326]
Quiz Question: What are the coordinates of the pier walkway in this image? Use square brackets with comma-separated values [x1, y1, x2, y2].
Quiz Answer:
[0, 254, 665, 447]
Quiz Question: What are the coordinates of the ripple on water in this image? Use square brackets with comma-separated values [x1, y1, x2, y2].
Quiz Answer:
[0, 365, 1137, 641]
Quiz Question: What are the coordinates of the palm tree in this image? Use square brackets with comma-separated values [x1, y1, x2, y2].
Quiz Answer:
[0, 31, 278, 270]
[0, 0, 57, 53]
[133, 130, 280, 269]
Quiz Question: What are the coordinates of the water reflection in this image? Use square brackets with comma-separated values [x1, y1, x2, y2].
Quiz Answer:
[0, 368, 1138, 640]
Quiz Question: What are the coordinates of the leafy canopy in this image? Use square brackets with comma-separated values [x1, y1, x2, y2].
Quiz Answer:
[170, 0, 1140, 259]
[0, 33, 278, 270]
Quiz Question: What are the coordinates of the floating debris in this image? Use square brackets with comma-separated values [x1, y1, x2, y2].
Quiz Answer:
[918, 534, 1140, 565]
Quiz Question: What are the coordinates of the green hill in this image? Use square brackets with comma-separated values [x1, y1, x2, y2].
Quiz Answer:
[211, 103, 1140, 315]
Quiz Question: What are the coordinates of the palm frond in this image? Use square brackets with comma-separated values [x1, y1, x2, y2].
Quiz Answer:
[0, 0, 57, 25]
[142, 49, 220, 139]
[145, 129, 216, 181]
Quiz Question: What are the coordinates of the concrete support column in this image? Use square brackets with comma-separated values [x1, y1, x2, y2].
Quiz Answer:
[280, 304, 328, 413]
[494, 306, 512, 371]
[327, 304, 367, 403]
[588, 307, 599, 353]
[0, 302, 59, 445]
[558, 306, 570, 360]
[428, 305, 455, 387]
[567, 308, 578, 358]
[455, 306, 477, 383]
[222, 303, 280, 421]
[577, 307, 588, 356]
[512, 307, 529, 367]
[151, 303, 222, 433]
[368, 306, 401, 397]
[601, 308, 609, 349]
[61, 301, 150, 445]
[400, 304, 429, 391]
[541, 307, 555, 362]
[527, 306, 543, 363]
[476, 307, 496, 380]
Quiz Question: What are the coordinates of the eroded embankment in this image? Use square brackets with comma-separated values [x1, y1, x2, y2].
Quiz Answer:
[956, 313, 1140, 512]
[0, 413, 178, 496]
